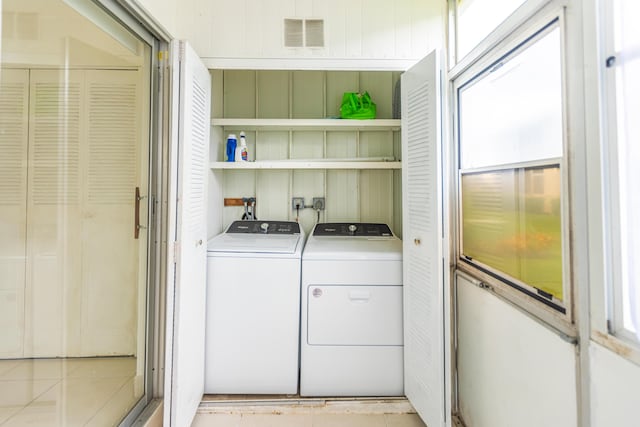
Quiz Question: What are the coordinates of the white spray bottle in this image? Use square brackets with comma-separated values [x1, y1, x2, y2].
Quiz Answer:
[238, 131, 248, 162]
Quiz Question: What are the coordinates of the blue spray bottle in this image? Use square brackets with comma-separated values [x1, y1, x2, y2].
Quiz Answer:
[226, 134, 237, 162]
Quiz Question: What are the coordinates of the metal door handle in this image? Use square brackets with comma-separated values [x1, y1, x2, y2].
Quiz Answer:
[414, 238, 421, 245]
[135, 187, 147, 239]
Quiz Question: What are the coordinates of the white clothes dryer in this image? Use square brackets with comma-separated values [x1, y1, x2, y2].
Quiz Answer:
[300, 223, 403, 396]
[205, 220, 304, 394]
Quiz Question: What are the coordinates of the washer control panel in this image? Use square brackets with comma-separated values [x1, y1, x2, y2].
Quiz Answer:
[227, 220, 301, 234]
[313, 223, 393, 237]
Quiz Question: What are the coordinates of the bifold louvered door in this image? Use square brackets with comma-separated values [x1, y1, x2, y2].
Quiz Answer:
[82, 70, 142, 356]
[401, 51, 450, 427]
[81, 70, 142, 356]
[164, 40, 211, 427]
[25, 70, 84, 357]
[0, 68, 143, 358]
[0, 69, 29, 358]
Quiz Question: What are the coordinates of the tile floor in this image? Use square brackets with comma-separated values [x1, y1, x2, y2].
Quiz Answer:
[192, 398, 428, 427]
[0, 357, 142, 426]
[0, 358, 429, 427]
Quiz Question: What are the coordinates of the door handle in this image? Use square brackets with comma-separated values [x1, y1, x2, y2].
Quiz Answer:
[135, 187, 147, 239]
[349, 290, 370, 302]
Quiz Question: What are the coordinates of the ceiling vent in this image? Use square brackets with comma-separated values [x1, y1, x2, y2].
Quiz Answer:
[284, 18, 324, 48]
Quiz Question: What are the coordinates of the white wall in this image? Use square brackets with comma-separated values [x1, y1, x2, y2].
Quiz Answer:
[456, 274, 578, 427]
[172, 0, 444, 70]
[589, 342, 640, 426]
[134, 0, 178, 37]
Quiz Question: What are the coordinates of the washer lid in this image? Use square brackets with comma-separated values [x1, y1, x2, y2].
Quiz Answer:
[207, 233, 302, 254]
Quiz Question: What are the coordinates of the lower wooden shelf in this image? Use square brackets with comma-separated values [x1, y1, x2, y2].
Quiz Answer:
[210, 160, 402, 170]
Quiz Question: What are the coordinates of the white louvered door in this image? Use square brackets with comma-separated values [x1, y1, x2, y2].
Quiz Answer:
[0, 69, 29, 358]
[81, 70, 142, 355]
[401, 51, 450, 427]
[25, 70, 84, 357]
[164, 40, 211, 427]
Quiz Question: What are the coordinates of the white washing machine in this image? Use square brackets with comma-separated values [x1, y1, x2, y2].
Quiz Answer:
[205, 220, 304, 394]
[300, 222, 403, 396]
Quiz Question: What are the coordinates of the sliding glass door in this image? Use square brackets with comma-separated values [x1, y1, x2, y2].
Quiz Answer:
[0, 0, 156, 424]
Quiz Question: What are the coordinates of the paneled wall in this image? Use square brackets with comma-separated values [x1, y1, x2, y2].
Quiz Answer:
[171, 0, 444, 69]
[208, 69, 403, 237]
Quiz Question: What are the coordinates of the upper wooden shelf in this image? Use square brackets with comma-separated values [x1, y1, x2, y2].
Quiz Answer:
[211, 118, 401, 131]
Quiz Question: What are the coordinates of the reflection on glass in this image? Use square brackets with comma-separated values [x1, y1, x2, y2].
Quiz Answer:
[1, 0, 150, 424]
[462, 166, 563, 301]
[459, 26, 563, 170]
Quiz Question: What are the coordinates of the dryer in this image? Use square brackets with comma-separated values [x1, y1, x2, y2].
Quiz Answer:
[300, 223, 403, 396]
[205, 220, 304, 394]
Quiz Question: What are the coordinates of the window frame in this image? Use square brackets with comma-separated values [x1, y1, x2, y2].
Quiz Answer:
[451, 11, 575, 332]
[601, 0, 640, 347]
[453, 0, 528, 62]
[448, 0, 555, 72]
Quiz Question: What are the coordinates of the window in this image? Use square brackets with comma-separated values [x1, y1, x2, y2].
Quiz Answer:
[457, 21, 568, 313]
[461, 165, 563, 303]
[605, 0, 640, 342]
[455, 0, 527, 60]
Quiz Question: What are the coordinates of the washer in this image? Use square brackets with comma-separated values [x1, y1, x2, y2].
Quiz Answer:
[205, 220, 304, 394]
[300, 223, 403, 396]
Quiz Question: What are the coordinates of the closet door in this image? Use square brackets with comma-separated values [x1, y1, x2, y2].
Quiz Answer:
[23, 69, 143, 357]
[25, 70, 84, 357]
[401, 50, 451, 427]
[80, 70, 142, 355]
[0, 69, 29, 358]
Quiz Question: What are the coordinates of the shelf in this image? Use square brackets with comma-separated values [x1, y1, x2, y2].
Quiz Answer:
[211, 118, 401, 131]
[210, 160, 402, 170]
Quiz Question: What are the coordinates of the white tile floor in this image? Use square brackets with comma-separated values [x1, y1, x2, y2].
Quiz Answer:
[0, 358, 428, 427]
[0, 357, 142, 426]
[192, 398, 428, 427]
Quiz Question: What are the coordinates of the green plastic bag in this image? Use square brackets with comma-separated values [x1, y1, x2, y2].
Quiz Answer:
[339, 92, 377, 119]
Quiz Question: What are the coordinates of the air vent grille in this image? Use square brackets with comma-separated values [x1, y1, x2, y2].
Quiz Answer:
[284, 19, 303, 47]
[284, 18, 324, 48]
[305, 19, 324, 47]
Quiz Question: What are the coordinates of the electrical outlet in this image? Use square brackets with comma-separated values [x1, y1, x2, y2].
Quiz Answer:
[312, 197, 325, 211]
[292, 197, 305, 210]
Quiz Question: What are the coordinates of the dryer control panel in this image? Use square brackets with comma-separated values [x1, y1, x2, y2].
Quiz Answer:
[313, 223, 393, 237]
[227, 220, 301, 234]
